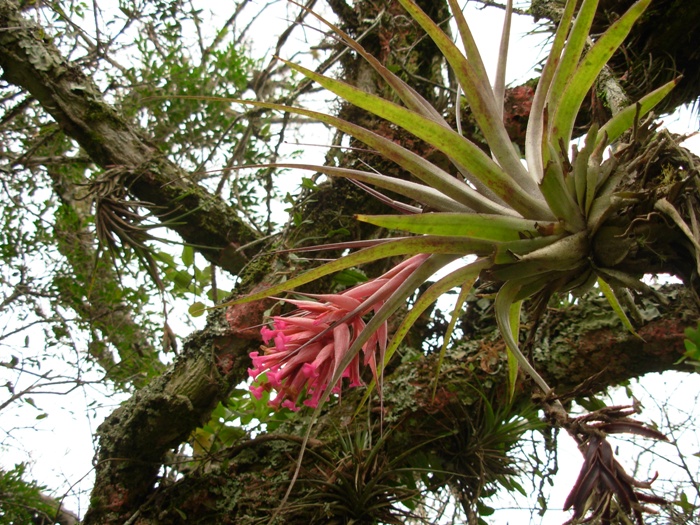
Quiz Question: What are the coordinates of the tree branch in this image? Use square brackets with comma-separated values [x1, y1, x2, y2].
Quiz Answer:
[0, 0, 260, 275]
[86, 285, 696, 524]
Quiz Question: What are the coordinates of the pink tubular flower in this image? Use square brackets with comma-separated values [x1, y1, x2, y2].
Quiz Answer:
[248, 254, 430, 410]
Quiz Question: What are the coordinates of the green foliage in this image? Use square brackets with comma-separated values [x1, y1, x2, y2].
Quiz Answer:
[682, 319, 700, 367]
[224, 388, 298, 433]
[227, 0, 675, 402]
[0, 464, 54, 525]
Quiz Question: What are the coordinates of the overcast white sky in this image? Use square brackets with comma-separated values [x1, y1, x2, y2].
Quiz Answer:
[1, 1, 699, 523]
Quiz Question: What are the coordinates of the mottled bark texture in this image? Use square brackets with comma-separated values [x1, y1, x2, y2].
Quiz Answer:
[0, 0, 260, 274]
[94, 285, 696, 524]
[1, 0, 700, 523]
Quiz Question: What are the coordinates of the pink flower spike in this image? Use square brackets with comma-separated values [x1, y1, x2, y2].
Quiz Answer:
[296, 293, 362, 312]
[248, 255, 427, 410]
[250, 384, 266, 400]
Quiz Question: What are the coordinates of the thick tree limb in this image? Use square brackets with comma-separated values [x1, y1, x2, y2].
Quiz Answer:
[82, 307, 257, 525]
[0, 0, 259, 274]
[2, 1, 697, 523]
[88, 285, 695, 524]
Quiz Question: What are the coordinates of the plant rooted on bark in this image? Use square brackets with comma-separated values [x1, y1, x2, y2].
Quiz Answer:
[221, 0, 686, 521]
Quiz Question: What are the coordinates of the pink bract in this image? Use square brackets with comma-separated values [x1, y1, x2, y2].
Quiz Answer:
[248, 254, 429, 409]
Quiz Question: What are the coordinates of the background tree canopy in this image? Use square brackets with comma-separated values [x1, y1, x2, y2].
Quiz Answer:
[1, 0, 699, 523]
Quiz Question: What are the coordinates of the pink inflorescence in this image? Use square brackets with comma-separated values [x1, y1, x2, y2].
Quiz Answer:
[248, 254, 429, 410]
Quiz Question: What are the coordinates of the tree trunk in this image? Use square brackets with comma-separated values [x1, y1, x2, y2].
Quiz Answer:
[1, 0, 699, 523]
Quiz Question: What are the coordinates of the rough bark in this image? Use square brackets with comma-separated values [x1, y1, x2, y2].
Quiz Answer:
[0, 0, 260, 275]
[91, 285, 695, 524]
[1, 0, 699, 523]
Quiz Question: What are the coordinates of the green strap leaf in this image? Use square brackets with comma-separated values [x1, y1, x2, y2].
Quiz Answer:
[234, 98, 517, 216]
[431, 273, 477, 400]
[282, 60, 550, 219]
[356, 212, 561, 241]
[506, 299, 523, 402]
[596, 78, 678, 147]
[539, 150, 586, 231]
[384, 258, 490, 370]
[221, 236, 496, 307]
[552, 0, 653, 147]
[525, 0, 579, 182]
[254, 163, 473, 213]
[495, 279, 552, 394]
[596, 276, 643, 339]
[397, 0, 537, 196]
[547, 0, 599, 123]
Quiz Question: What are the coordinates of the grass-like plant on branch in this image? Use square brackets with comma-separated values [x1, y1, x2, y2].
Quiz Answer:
[220, 0, 684, 521]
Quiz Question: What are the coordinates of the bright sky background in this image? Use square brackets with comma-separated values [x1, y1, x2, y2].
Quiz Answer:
[1, 1, 699, 523]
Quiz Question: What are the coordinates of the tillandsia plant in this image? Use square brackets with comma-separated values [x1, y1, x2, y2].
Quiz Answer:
[220, 0, 681, 519]
[226, 0, 677, 406]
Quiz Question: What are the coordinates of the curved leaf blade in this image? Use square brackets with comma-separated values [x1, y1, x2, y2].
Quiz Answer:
[384, 258, 490, 369]
[356, 212, 560, 241]
[525, 0, 579, 182]
[397, 0, 537, 194]
[596, 78, 678, 147]
[221, 236, 497, 307]
[495, 279, 552, 394]
[283, 61, 551, 219]
[596, 276, 643, 339]
[431, 273, 478, 399]
[552, 0, 653, 147]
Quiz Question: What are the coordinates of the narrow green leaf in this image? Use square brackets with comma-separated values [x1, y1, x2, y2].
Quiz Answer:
[231, 99, 515, 216]
[596, 276, 643, 339]
[493, 0, 514, 120]
[282, 61, 550, 219]
[397, 0, 537, 195]
[596, 78, 678, 147]
[447, 0, 491, 96]
[585, 139, 607, 216]
[505, 231, 588, 267]
[552, 0, 652, 147]
[385, 258, 490, 370]
[431, 273, 477, 399]
[525, 0, 579, 182]
[495, 280, 552, 394]
[506, 300, 522, 401]
[547, 0, 599, 121]
[573, 125, 599, 209]
[221, 236, 496, 307]
[260, 163, 474, 213]
[356, 213, 560, 241]
[294, 1, 442, 121]
[492, 234, 568, 264]
[540, 151, 586, 231]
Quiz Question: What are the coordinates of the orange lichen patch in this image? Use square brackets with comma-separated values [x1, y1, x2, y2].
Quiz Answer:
[503, 85, 534, 146]
[638, 318, 686, 356]
[105, 485, 130, 511]
[226, 286, 272, 340]
[215, 352, 236, 376]
[421, 385, 457, 414]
